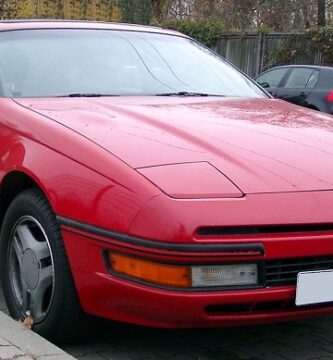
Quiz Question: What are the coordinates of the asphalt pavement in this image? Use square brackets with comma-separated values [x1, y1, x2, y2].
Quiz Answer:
[2, 286, 333, 359]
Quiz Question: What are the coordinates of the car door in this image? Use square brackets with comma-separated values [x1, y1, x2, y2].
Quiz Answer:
[255, 67, 290, 96]
[275, 67, 319, 107]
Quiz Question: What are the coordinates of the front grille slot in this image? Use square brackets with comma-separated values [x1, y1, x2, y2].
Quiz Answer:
[265, 256, 333, 287]
[205, 300, 294, 315]
[205, 300, 330, 315]
[197, 224, 333, 237]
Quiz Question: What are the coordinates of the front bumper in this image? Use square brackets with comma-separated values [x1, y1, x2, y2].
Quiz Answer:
[60, 187, 333, 328]
[66, 260, 333, 328]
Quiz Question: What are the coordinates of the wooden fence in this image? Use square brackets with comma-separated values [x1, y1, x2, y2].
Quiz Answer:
[214, 33, 323, 77]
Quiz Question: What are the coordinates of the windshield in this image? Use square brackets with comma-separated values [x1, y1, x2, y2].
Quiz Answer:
[0, 29, 265, 98]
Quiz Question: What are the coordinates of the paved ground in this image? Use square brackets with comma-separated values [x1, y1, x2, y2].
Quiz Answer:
[0, 289, 75, 360]
[63, 317, 333, 360]
[3, 287, 333, 360]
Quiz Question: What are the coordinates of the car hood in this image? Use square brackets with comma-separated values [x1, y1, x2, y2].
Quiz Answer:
[15, 97, 333, 195]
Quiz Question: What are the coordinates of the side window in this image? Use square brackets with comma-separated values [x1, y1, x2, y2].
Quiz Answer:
[284, 68, 316, 89]
[256, 68, 289, 88]
[306, 70, 319, 88]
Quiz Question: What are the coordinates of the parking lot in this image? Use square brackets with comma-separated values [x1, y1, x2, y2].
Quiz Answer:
[2, 286, 333, 359]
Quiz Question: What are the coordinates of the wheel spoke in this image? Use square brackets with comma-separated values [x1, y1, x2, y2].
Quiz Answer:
[15, 224, 37, 252]
[8, 235, 26, 306]
[11, 235, 23, 266]
[33, 241, 50, 262]
[21, 287, 30, 315]
[30, 265, 54, 321]
[16, 224, 50, 261]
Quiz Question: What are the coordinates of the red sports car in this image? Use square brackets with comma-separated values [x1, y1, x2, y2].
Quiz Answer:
[1, 20, 333, 343]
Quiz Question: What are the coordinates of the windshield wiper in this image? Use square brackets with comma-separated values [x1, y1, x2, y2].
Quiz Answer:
[58, 92, 224, 98]
[156, 91, 224, 97]
[58, 93, 119, 98]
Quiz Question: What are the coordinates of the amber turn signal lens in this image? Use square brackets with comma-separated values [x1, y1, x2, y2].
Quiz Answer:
[109, 253, 191, 288]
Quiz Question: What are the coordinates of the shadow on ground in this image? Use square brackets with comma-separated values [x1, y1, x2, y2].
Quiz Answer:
[63, 315, 333, 360]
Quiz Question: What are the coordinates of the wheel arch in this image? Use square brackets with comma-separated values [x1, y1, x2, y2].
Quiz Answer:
[0, 172, 85, 342]
[0, 170, 48, 226]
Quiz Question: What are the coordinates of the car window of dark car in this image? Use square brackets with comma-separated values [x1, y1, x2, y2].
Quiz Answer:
[306, 70, 319, 88]
[256, 68, 289, 88]
[0, 29, 265, 98]
[284, 68, 316, 88]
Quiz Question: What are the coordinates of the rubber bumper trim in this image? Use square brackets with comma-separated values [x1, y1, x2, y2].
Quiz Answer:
[57, 216, 265, 256]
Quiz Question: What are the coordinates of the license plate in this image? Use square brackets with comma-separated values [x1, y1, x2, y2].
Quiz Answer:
[296, 270, 333, 306]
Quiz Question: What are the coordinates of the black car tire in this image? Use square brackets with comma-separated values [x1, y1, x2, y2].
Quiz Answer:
[0, 188, 83, 343]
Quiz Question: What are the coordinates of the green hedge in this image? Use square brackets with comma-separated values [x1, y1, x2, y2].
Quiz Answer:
[273, 27, 333, 66]
[161, 19, 224, 47]
[309, 27, 333, 64]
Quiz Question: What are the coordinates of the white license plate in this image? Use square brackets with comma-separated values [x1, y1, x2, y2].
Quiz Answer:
[296, 270, 333, 306]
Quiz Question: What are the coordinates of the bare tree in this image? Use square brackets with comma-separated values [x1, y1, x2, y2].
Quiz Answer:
[318, 0, 326, 26]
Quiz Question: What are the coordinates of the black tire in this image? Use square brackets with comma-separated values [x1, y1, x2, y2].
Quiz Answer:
[0, 188, 83, 343]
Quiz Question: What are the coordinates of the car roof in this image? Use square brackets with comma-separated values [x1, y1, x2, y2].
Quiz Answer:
[0, 19, 184, 37]
[264, 64, 333, 71]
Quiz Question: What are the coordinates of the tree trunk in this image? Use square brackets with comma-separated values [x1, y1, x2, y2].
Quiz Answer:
[151, 0, 163, 21]
[318, 0, 326, 27]
[301, 1, 310, 29]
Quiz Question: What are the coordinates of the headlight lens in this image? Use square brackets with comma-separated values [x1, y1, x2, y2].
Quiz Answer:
[192, 264, 258, 287]
[109, 252, 258, 288]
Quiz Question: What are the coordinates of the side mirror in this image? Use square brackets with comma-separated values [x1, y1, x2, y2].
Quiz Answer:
[258, 81, 270, 89]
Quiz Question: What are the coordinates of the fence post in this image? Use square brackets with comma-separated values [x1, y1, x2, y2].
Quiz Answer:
[254, 32, 262, 77]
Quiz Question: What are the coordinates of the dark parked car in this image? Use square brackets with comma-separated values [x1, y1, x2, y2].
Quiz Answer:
[256, 65, 333, 114]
